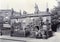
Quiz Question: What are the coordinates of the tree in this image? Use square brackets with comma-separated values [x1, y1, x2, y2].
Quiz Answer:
[51, 2, 60, 32]
[51, 2, 60, 24]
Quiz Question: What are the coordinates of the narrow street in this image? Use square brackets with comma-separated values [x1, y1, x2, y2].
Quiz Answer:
[0, 32, 60, 42]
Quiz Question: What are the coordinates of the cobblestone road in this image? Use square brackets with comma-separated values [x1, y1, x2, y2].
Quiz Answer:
[0, 32, 60, 42]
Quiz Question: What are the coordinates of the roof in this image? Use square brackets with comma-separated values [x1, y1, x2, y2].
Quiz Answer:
[0, 9, 11, 12]
[11, 11, 51, 19]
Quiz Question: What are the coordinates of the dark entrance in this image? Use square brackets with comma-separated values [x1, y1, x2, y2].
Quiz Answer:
[35, 26, 39, 30]
[51, 22, 60, 32]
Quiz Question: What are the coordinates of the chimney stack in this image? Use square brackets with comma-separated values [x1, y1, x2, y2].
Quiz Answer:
[46, 2, 49, 12]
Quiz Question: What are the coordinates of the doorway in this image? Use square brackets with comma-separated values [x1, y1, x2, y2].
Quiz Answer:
[51, 22, 60, 32]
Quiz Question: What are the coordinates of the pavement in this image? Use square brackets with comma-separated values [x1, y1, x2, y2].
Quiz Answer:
[0, 32, 60, 42]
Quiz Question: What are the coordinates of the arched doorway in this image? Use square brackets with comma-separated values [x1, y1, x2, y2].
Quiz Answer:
[35, 26, 39, 30]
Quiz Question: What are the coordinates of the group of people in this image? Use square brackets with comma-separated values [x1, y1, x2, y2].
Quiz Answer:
[35, 26, 53, 39]
[10, 19, 53, 39]
[25, 25, 53, 39]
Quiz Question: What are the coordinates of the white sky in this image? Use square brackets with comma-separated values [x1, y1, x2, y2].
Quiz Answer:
[0, 0, 58, 13]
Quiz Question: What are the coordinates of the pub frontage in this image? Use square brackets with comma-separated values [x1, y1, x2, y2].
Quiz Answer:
[0, 4, 53, 39]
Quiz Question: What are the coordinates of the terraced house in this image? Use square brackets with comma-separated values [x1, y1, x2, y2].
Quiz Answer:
[0, 4, 52, 39]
